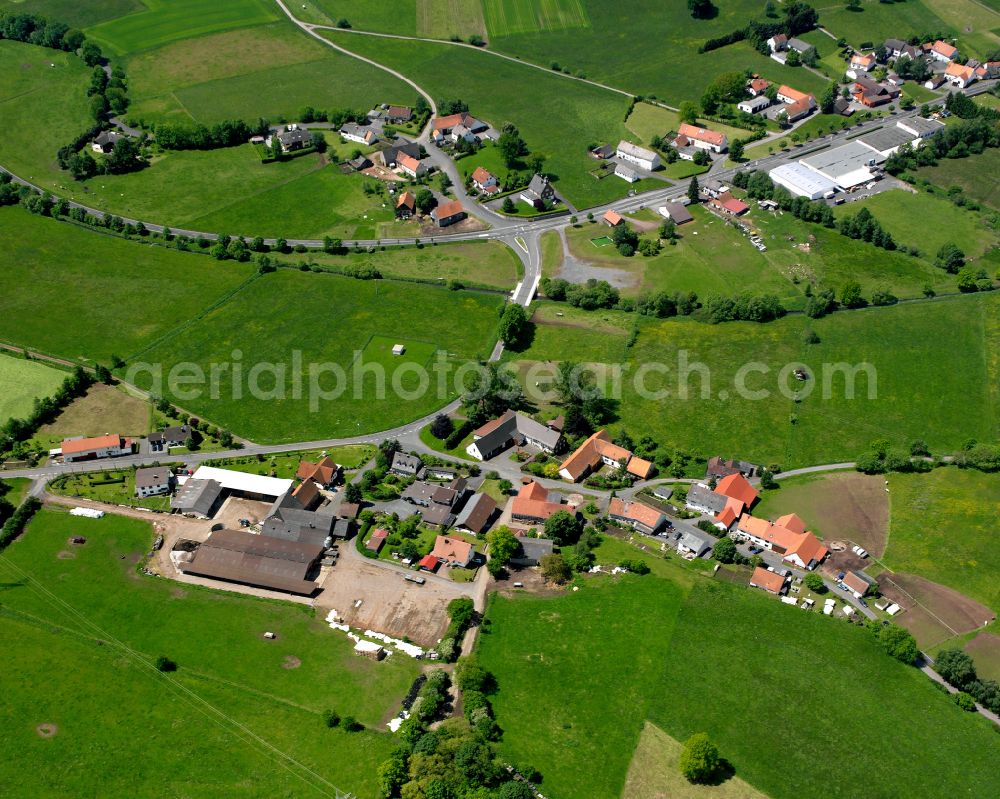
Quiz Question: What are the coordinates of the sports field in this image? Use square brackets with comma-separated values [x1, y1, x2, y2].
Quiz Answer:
[509, 292, 1000, 468]
[478, 571, 1000, 799]
[0, 354, 67, 423]
[129, 268, 503, 442]
[85, 0, 280, 55]
[319, 31, 643, 208]
[125, 22, 414, 125]
[0, 509, 417, 798]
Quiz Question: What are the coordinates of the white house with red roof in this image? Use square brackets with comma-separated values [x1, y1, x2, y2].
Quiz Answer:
[675, 123, 728, 154]
[60, 434, 132, 462]
[944, 62, 977, 89]
[735, 514, 829, 570]
[470, 166, 499, 194]
[929, 40, 958, 62]
[608, 497, 667, 535]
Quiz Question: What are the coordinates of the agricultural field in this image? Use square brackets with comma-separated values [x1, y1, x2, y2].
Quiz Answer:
[318, 31, 642, 208]
[34, 383, 152, 448]
[0, 354, 67, 423]
[482, 0, 590, 37]
[0, 208, 253, 363]
[914, 149, 1000, 211]
[129, 269, 503, 443]
[884, 468, 1000, 616]
[0, 509, 417, 798]
[308, 0, 417, 33]
[85, 0, 280, 56]
[965, 632, 1000, 681]
[417, 0, 485, 39]
[754, 471, 890, 555]
[124, 22, 415, 125]
[0, 0, 144, 28]
[482, 0, 827, 102]
[509, 292, 1000, 468]
[478, 572, 1000, 799]
[837, 189, 998, 263]
[820, 0, 1000, 59]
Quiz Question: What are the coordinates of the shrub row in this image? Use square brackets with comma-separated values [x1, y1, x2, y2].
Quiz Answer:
[0, 497, 42, 550]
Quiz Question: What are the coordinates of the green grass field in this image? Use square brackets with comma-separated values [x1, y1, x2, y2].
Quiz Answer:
[50, 469, 173, 510]
[0, 509, 417, 797]
[128, 268, 503, 442]
[208, 444, 375, 477]
[0, 0, 144, 27]
[0, 353, 67, 422]
[0, 208, 253, 363]
[85, 0, 280, 56]
[482, 0, 590, 37]
[0, 477, 30, 508]
[482, 0, 826, 103]
[34, 383, 153, 447]
[478, 572, 1000, 799]
[309, 0, 416, 33]
[885, 468, 1000, 614]
[837, 189, 998, 262]
[318, 31, 642, 208]
[125, 22, 415, 126]
[511, 291, 1000, 468]
[417, 0, 485, 39]
[821, 0, 1000, 59]
[914, 149, 1000, 211]
[745, 114, 854, 159]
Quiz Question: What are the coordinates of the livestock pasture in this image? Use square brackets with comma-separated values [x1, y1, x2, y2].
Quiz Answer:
[0, 509, 416, 797]
[0, 0, 143, 27]
[0, 354, 67, 423]
[478, 573, 1000, 799]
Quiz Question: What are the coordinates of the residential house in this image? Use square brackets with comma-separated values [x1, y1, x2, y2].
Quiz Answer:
[602, 209, 623, 226]
[511, 481, 565, 525]
[395, 152, 426, 178]
[776, 85, 816, 108]
[396, 190, 416, 218]
[276, 124, 312, 151]
[738, 95, 772, 115]
[296, 456, 341, 489]
[833, 97, 855, 116]
[509, 534, 554, 567]
[431, 112, 488, 144]
[465, 410, 562, 461]
[454, 493, 498, 535]
[749, 566, 787, 595]
[747, 77, 772, 96]
[91, 130, 122, 153]
[135, 467, 172, 498]
[608, 497, 667, 535]
[976, 61, 1000, 80]
[708, 193, 750, 217]
[179, 529, 322, 595]
[148, 425, 190, 451]
[377, 139, 422, 169]
[402, 477, 467, 508]
[706, 456, 759, 480]
[558, 429, 653, 482]
[700, 179, 729, 199]
[685, 483, 728, 515]
[884, 39, 921, 61]
[676, 123, 728, 153]
[429, 535, 474, 568]
[519, 174, 556, 208]
[615, 163, 640, 183]
[944, 62, 977, 89]
[424, 466, 457, 481]
[385, 105, 412, 124]
[389, 451, 423, 477]
[929, 40, 958, 62]
[61, 434, 132, 462]
[339, 122, 379, 146]
[431, 199, 466, 227]
[841, 570, 875, 598]
[678, 530, 712, 558]
[847, 52, 877, 79]
[852, 76, 900, 107]
[715, 473, 759, 509]
[616, 140, 660, 171]
[735, 514, 829, 570]
[657, 203, 693, 225]
[767, 34, 788, 52]
[470, 166, 499, 194]
[783, 97, 815, 122]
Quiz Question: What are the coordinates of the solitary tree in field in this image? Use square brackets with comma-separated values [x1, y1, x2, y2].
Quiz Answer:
[430, 414, 453, 440]
[679, 733, 722, 783]
[498, 303, 531, 348]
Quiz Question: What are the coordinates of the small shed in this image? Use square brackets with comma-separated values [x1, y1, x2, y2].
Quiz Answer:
[392, 344, 406, 356]
[354, 640, 385, 660]
[418, 554, 439, 572]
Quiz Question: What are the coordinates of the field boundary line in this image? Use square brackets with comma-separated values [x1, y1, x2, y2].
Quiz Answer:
[0, 552, 351, 799]
[879, 573, 962, 638]
[126, 272, 263, 361]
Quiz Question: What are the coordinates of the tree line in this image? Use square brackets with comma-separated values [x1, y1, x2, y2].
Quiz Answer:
[0, 364, 94, 459]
